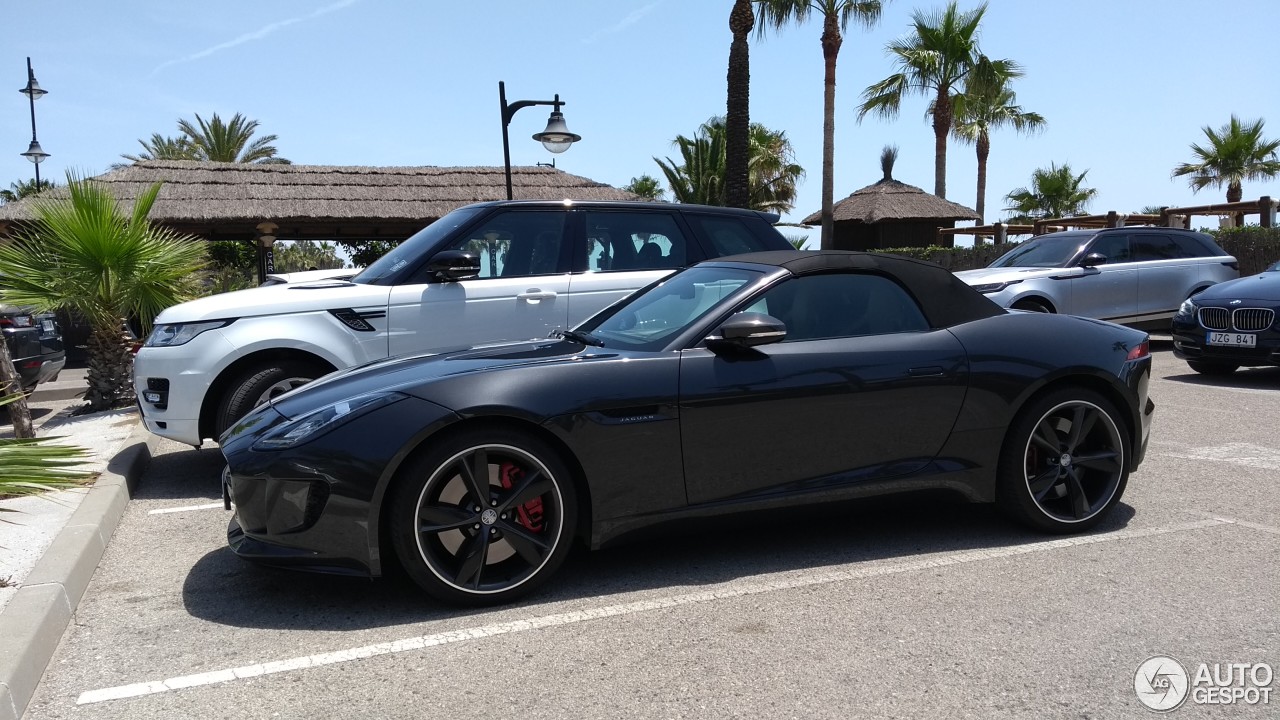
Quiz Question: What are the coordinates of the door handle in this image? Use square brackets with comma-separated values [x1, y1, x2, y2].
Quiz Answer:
[517, 290, 557, 301]
[907, 366, 946, 377]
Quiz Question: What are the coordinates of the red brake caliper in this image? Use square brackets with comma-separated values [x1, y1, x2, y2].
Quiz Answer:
[499, 462, 544, 532]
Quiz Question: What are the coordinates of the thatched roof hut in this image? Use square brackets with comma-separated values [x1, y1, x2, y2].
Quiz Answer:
[803, 149, 977, 250]
[0, 160, 638, 241]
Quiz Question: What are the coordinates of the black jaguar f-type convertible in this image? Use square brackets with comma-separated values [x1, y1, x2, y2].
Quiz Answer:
[220, 251, 1154, 606]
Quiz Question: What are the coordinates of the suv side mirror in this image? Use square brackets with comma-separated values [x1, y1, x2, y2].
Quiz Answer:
[1080, 252, 1108, 268]
[428, 250, 481, 281]
[706, 312, 786, 352]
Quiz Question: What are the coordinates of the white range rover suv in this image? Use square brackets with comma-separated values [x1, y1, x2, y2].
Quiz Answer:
[134, 200, 792, 446]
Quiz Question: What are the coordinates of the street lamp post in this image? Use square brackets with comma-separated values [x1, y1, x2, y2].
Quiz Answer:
[19, 57, 49, 185]
[498, 81, 581, 200]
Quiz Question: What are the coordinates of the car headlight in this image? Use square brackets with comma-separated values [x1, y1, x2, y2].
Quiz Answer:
[251, 391, 406, 450]
[1177, 298, 1198, 317]
[971, 280, 1022, 294]
[144, 320, 233, 347]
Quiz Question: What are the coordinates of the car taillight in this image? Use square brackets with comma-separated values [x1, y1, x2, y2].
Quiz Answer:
[1126, 340, 1150, 361]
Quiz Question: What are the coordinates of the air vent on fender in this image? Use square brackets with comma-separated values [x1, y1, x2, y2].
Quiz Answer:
[328, 308, 385, 332]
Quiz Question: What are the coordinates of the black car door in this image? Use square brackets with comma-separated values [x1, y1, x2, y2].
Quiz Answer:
[678, 272, 969, 505]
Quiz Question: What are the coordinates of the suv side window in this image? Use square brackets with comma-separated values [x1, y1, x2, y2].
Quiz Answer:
[444, 210, 568, 279]
[585, 211, 689, 272]
[1170, 233, 1214, 258]
[1087, 234, 1131, 263]
[744, 273, 929, 341]
[1132, 234, 1189, 261]
[687, 215, 777, 256]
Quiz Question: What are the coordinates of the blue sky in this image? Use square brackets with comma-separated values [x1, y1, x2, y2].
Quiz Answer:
[4, 0, 1279, 248]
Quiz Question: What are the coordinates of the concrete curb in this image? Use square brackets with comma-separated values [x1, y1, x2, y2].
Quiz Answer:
[0, 422, 152, 720]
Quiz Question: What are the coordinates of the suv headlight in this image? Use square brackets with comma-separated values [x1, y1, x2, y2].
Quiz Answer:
[144, 320, 233, 347]
[971, 279, 1022, 294]
[1177, 298, 1197, 317]
[251, 391, 406, 450]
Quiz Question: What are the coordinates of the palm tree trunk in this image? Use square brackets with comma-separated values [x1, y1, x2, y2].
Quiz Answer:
[820, 16, 843, 250]
[1227, 181, 1243, 204]
[83, 321, 136, 412]
[0, 340, 35, 438]
[725, 0, 753, 209]
[932, 86, 952, 198]
[975, 131, 990, 224]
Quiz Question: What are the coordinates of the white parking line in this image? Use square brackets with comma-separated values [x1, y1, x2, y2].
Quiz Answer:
[147, 502, 226, 515]
[77, 517, 1227, 706]
[1159, 442, 1280, 471]
[1184, 509, 1280, 536]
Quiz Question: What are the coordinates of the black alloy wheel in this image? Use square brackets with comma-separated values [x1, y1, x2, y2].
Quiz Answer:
[389, 429, 577, 606]
[998, 388, 1129, 533]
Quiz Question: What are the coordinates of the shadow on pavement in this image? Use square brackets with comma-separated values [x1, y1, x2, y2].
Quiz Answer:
[1163, 365, 1280, 389]
[178, 492, 1137, 631]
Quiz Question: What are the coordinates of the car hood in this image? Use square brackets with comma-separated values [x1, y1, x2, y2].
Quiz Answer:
[269, 338, 640, 418]
[1192, 270, 1280, 303]
[953, 266, 1075, 285]
[154, 281, 392, 323]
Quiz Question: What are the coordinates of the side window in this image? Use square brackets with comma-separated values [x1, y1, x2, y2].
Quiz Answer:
[1171, 234, 1214, 258]
[688, 215, 776, 257]
[447, 210, 568, 278]
[1087, 235, 1131, 263]
[745, 273, 929, 342]
[1132, 234, 1188, 262]
[585, 212, 688, 272]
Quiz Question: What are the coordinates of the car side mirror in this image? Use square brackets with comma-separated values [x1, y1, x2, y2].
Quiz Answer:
[706, 312, 786, 352]
[1080, 252, 1107, 268]
[428, 250, 481, 281]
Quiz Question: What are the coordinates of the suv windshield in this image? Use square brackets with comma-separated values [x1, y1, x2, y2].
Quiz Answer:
[580, 266, 761, 351]
[352, 206, 484, 284]
[988, 233, 1091, 268]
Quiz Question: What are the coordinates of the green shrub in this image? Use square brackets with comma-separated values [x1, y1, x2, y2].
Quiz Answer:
[1208, 226, 1280, 276]
[875, 244, 1009, 272]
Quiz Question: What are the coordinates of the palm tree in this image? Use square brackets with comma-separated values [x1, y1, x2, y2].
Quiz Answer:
[0, 174, 208, 411]
[859, 1, 1011, 200]
[725, 0, 755, 208]
[951, 60, 1045, 223]
[0, 178, 55, 204]
[120, 133, 197, 163]
[0, 393, 91, 496]
[654, 118, 805, 214]
[1172, 115, 1280, 203]
[757, 0, 885, 249]
[1004, 163, 1098, 221]
[623, 175, 665, 201]
[178, 112, 290, 164]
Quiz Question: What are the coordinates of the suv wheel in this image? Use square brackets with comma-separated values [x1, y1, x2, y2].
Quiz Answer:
[215, 360, 326, 436]
[1012, 299, 1052, 313]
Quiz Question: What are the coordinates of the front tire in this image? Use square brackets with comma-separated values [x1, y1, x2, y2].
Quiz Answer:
[388, 428, 578, 606]
[1012, 299, 1052, 313]
[1187, 360, 1239, 376]
[215, 360, 326, 436]
[996, 388, 1129, 533]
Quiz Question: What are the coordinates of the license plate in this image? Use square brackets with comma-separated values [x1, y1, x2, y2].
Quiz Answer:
[40, 319, 55, 333]
[1206, 331, 1256, 347]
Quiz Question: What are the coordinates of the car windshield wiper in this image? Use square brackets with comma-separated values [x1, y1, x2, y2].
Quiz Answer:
[558, 329, 605, 347]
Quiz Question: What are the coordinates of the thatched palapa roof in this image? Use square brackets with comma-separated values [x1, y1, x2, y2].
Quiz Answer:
[802, 178, 978, 225]
[0, 160, 639, 241]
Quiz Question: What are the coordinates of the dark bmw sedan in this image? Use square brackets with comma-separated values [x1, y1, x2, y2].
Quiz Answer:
[220, 251, 1154, 606]
[1172, 259, 1280, 374]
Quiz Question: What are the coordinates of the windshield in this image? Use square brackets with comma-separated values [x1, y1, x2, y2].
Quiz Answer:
[580, 266, 761, 351]
[988, 233, 1091, 268]
[352, 206, 484, 284]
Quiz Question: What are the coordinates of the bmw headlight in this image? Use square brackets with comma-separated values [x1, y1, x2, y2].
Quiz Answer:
[1177, 298, 1197, 317]
[251, 391, 406, 450]
[144, 320, 233, 347]
[971, 280, 1022, 294]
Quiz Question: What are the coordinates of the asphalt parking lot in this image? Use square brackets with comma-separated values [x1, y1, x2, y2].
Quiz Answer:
[19, 341, 1280, 719]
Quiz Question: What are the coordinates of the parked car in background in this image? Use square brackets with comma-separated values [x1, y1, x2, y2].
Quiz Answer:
[0, 305, 65, 392]
[221, 250, 1154, 606]
[135, 200, 794, 447]
[260, 267, 362, 286]
[955, 226, 1237, 329]
[1171, 259, 1280, 375]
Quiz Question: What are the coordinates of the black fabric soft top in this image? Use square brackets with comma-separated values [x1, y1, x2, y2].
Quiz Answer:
[714, 250, 1004, 329]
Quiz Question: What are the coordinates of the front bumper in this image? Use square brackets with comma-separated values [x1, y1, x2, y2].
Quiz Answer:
[1171, 315, 1280, 366]
[133, 331, 239, 446]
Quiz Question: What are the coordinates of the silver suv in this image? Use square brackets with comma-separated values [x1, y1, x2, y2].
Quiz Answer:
[955, 227, 1238, 329]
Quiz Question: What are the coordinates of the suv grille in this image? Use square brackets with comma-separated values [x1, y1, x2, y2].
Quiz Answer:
[1198, 308, 1230, 331]
[1233, 308, 1275, 332]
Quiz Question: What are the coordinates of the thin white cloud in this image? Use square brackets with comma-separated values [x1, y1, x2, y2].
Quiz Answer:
[582, 2, 659, 44]
[152, 0, 362, 75]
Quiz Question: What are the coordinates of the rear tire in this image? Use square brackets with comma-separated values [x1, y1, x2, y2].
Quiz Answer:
[996, 388, 1130, 533]
[1187, 360, 1238, 376]
[388, 428, 578, 606]
[215, 360, 326, 437]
